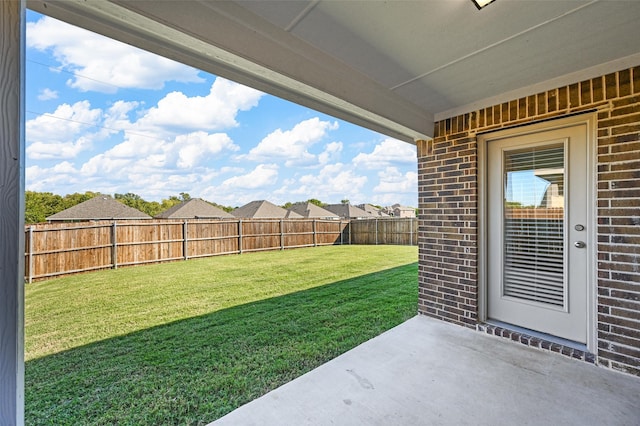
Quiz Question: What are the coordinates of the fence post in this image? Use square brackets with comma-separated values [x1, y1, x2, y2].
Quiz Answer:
[28, 226, 33, 284]
[313, 219, 317, 247]
[238, 219, 243, 254]
[111, 221, 118, 269]
[410, 218, 414, 245]
[348, 219, 352, 245]
[280, 219, 285, 250]
[375, 218, 378, 245]
[183, 220, 188, 260]
[339, 220, 343, 245]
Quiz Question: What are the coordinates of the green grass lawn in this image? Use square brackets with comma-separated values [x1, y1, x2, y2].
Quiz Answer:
[26, 245, 418, 425]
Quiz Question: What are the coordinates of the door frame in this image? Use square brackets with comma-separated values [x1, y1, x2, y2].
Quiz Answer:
[477, 113, 597, 352]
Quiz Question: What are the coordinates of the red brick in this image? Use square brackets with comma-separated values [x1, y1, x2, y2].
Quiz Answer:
[581, 79, 592, 104]
[619, 69, 632, 97]
[606, 72, 618, 99]
[633, 66, 640, 94]
[569, 83, 580, 107]
[592, 76, 604, 102]
[538, 92, 547, 114]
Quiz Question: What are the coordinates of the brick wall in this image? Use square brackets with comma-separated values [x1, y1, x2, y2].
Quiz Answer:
[417, 66, 640, 376]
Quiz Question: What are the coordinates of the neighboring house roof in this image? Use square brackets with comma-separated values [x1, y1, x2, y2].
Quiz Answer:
[231, 200, 302, 219]
[155, 198, 234, 219]
[392, 204, 417, 218]
[357, 203, 390, 217]
[324, 204, 374, 219]
[287, 202, 340, 219]
[46, 195, 152, 221]
[392, 204, 415, 211]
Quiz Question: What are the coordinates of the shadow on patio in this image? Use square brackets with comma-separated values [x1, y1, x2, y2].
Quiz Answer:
[212, 315, 640, 426]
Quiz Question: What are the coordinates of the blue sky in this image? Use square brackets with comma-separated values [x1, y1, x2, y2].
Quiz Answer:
[25, 11, 417, 208]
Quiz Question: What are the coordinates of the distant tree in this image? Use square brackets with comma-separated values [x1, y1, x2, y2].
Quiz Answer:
[307, 198, 326, 207]
[115, 193, 163, 216]
[25, 191, 64, 224]
[115, 192, 143, 211]
[143, 201, 164, 217]
[25, 191, 102, 223]
[160, 196, 183, 212]
[62, 192, 100, 209]
[505, 201, 524, 208]
[115, 192, 142, 207]
[204, 199, 234, 213]
[341, 199, 350, 204]
[179, 192, 191, 201]
[281, 199, 325, 209]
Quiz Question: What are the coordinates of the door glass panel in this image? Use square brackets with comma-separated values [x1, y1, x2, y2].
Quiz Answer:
[503, 143, 565, 307]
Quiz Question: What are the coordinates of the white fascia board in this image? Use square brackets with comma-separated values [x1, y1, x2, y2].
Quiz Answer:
[27, 0, 433, 142]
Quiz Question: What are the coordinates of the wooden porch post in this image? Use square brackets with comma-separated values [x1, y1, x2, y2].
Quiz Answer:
[0, 1, 26, 424]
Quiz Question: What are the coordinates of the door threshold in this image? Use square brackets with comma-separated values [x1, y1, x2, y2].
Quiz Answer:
[478, 321, 595, 364]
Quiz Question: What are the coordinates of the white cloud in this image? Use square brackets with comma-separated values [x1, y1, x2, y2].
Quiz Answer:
[26, 162, 80, 192]
[103, 100, 140, 131]
[374, 167, 418, 193]
[37, 88, 58, 100]
[173, 132, 238, 169]
[27, 16, 204, 93]
[80, 130, 238, 175]
[220, 164, 279, 190]
[352, 138, 416, 169]
[369, 167, 418, 206]
[274, 163, 367, 204]
[197, 163, 281, 207]
[318, 141, 343, 165]
[104, 134, 163, 160]
[134, 78, 262, 133]
[28, 75, 255, 175]
[26, 101, 102, 160]
[244, 118, 339, 165]
[80, 154, 132, 176]
[124, 173, 201, 198]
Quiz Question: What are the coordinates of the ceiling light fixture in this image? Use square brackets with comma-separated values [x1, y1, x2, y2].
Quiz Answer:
[472, 0, 496, 10]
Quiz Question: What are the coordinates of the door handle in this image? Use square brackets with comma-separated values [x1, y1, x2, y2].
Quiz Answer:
[574, 241, 586, 248]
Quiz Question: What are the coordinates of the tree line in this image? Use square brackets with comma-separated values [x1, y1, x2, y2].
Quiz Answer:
[24, 191, 354, 224]
[24, 191, 232, 224]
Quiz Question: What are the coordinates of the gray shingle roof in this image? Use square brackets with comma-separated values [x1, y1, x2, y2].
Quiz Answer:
[155, 198, 234, 219]
[231, 200, 302, 219]
[46, 195, 151, 221]
[287, 202, 340, 219]
[357, 203, 390, 217]
[324, 204, 375, 219]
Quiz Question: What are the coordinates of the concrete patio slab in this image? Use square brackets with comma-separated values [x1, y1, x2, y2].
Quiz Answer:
[210, 315, 640, 426]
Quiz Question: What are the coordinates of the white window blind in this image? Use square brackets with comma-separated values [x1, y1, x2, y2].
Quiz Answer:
[503, 144, 565, 307]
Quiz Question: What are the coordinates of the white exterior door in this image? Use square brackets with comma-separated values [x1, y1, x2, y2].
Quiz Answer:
[486, 122, 591, 343]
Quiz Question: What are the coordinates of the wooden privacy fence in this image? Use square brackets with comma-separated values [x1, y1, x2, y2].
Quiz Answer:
[24, 217, 417, 282]
[350, 217, 418, 246]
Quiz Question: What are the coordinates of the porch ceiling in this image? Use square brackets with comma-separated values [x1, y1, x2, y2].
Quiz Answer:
[27, 0, 640, 142]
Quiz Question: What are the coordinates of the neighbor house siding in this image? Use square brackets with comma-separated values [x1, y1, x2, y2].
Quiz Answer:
[417, 66, 640, 376]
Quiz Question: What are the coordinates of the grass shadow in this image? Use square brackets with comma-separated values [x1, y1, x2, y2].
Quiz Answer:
[26, 263, 418, 425]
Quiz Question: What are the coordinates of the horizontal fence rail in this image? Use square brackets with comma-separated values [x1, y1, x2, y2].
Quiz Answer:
[24, 217, 417, 282]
